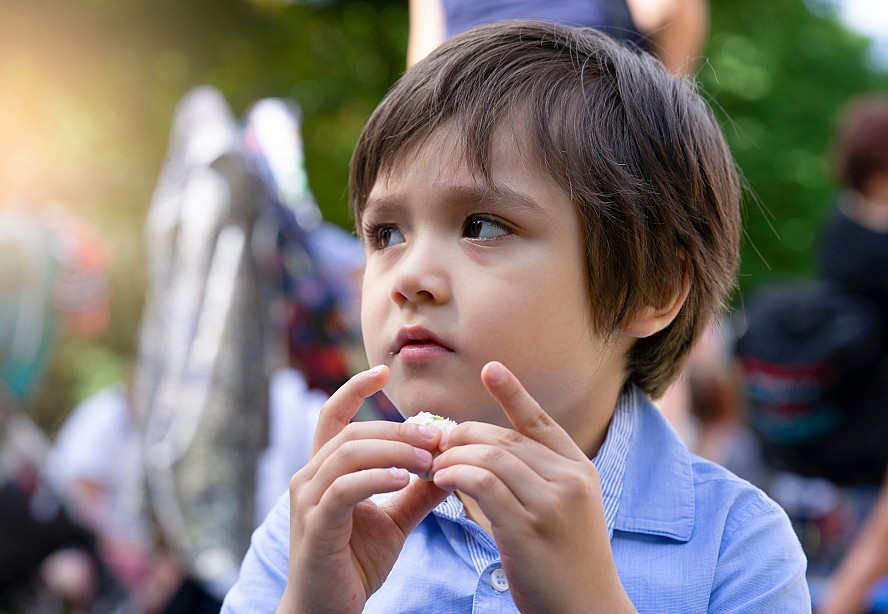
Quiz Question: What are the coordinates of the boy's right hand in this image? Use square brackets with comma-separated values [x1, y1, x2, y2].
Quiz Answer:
[276, 365, 448, 614]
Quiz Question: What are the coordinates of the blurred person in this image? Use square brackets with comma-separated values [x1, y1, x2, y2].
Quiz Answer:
[43, 381, 185, 614]
[45, 383, 149, 571]
[42, 370, 330, 614]
[735, 278, 885, 605]
[817, 470, 888, 614]
[656, 316, 775, 493]
[408, 0, 709, 76]
[253, 220, 367, 524]
[0, 206, 121, 612]
[819, 94, 888, 362]
[0, 382, 101, 614]
[734, 94, 888, 613]
[811, 94, 888, 614]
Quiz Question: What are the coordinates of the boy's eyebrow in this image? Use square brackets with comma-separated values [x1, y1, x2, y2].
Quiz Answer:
[444, 183, 549, 216]
[364, 183, 550, 217]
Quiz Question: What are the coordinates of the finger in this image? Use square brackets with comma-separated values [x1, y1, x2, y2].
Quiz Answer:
[436, 422, 562, 477]
[306, 418, 442, 477]
[430, 465, 528, 530]
[316, 468, 412, 527]
[381, 478, 450, 537]
[479, 361, 586, 461]
[307, 439, 435, 502]
[431, 443, 550, 508]
[311, 365, 389, 457]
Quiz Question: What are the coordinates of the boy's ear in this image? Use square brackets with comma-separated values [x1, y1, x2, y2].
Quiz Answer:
[620, 275, 690, 339]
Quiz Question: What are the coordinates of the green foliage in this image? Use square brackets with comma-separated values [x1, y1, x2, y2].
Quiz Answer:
[1, 0, 408, 427]
[700, 0, 888, 300]
[2, 0, 886, 428]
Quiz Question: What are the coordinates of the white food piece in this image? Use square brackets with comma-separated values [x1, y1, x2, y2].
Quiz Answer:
[404, 412, 457, 479]
[404, 411, 458, 432]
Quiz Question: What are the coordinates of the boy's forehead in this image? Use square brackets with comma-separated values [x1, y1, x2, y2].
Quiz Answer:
[370, 118, 547, 196]
[364, 119, 572, 223]
[371, 123, 472, 193]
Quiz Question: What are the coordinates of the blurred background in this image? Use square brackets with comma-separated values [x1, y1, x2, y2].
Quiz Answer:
[1, 0, 888, 611]
[0, 0, 885, 432]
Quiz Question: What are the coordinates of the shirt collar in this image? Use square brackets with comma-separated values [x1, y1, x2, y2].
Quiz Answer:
[590, 385, 633, 538]
[611, 386, 695, 542]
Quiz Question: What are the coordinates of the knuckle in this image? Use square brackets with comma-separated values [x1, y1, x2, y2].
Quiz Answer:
[339, 421, 362, 439]
[494, 428, 524, 447]
[479, 445, 504, 466]
[562, 475, 588, 500]
[324, 474, 351, 503]
[288, 468, 310, 494]
[524, 510, 548, 538]
[475, 470, 499, 493]
[556, 466, 596, 503]
[461, 467, 499, 493]
[336, 439, 361, 463]
[527, 410, 555, 433]
[396, 420, 418, 440]
[318, 397, 340, 421]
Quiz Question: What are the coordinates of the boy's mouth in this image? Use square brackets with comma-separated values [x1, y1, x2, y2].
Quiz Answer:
[393, 326, 453, 357]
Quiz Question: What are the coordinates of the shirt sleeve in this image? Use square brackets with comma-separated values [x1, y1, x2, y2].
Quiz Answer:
[708, 496, 811, 613]
[221, 491, 291, 613]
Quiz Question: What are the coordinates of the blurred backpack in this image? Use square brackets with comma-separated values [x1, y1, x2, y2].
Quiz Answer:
[735, 279, 888, 485]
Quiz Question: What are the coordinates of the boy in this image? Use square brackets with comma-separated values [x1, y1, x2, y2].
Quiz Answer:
[222, 20, 810, 613]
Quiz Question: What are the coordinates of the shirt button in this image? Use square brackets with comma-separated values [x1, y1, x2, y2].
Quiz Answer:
[489, 567, 509, 592]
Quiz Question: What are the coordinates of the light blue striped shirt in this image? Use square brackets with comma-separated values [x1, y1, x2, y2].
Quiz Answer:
[222, 385, 811, 612]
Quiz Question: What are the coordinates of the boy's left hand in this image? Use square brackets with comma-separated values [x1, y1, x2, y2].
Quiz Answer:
[430, 361, 636, 614]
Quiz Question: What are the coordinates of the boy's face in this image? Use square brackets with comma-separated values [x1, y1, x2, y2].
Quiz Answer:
[359, 123, 629, 438]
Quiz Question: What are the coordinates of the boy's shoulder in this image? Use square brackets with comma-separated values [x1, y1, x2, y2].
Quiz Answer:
[689, 452, 790, 532]
[617, 394, 794, 543]
[615, 403, 810, 611]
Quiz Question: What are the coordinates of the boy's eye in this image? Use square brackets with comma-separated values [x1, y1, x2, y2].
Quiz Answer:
[369, 224, 405, 249]
[464, 216, 509, 240]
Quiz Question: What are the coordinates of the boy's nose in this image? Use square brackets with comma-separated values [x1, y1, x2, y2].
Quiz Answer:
[389, 243, 451, 307]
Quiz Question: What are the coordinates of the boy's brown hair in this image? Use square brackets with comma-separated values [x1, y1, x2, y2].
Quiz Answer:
[349, 20, 741, 398]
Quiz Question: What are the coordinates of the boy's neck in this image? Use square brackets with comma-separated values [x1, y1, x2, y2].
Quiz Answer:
[457, 491, 494, 536]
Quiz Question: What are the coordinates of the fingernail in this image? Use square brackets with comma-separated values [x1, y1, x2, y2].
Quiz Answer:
[415, 448, 432, 462]
[439, 429, 450, 450]
[389, 468, 408, 480]
[418, 425, 439, 439]
[367, 365, 385, 375]
[487, 362, 508, 384]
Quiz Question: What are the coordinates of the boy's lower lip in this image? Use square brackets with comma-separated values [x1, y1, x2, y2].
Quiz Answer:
[396, 343, 452, 361]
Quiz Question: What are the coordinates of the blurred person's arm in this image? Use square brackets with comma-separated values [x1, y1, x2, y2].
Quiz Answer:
[407, 0, 445, 67]
[408, 0, 709, 75]
[625, 0, 709, 76]
[817, 471, 888, 614]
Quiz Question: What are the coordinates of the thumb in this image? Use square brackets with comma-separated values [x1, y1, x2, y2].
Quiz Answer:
[381, 478, 450, 537]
